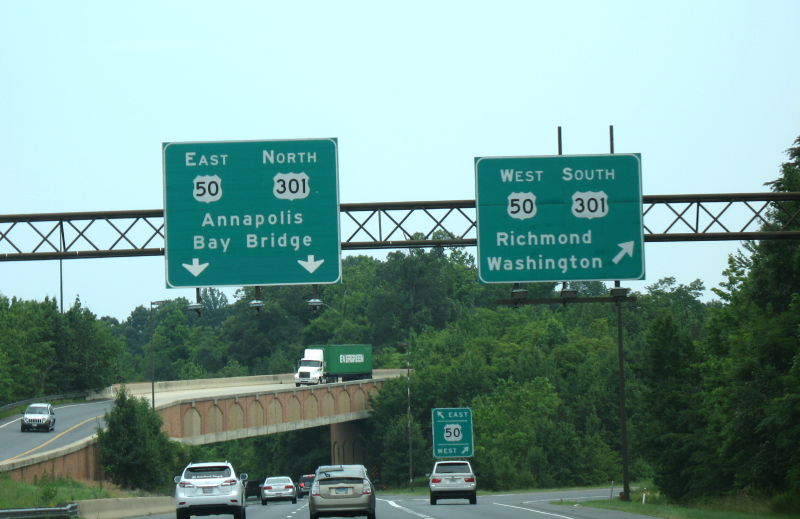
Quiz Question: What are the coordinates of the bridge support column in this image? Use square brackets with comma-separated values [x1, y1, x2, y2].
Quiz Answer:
[330, 420, 366, 464]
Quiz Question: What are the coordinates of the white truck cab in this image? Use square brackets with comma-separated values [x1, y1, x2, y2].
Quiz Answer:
[294, 348, 325, 387]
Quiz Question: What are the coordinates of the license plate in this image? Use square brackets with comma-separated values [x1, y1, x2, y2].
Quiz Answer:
[335, 487, 348, 495]
[203, 487, 213, 494]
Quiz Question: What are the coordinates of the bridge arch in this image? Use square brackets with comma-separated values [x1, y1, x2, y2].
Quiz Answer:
[267, 398, 283, 425]
[304, 393, 319, 419]
[248, 400, 264, 428]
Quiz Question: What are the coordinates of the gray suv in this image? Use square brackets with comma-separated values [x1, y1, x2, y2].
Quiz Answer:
[428, 460, 476, 505]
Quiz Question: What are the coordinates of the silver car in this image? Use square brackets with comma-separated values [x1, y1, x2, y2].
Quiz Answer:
[310, 464, 375, 519]
[428, 460, 476, 504]
[260, 476, 297, 505]
[20, 403, 55, 432]
[174, 461, 248, 519]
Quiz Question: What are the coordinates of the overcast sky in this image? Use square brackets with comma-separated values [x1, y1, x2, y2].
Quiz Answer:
[1, 1, 798, 321]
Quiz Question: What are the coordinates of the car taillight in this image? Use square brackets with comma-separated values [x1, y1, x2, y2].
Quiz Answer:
[311, 482, 320, 496]
[263, 486, 272, 490]
[178, 481, 194, 488]
[465, 477, 475, 482]
[431, 477, 442, 483]
[220, 479, 237, 486]
[300, 483, 305, 488]
[362, 479, 372, 495]
[285, 485, 294, 489]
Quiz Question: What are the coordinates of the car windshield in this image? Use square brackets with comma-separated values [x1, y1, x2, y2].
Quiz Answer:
[26, 407, 48, 414]
[299, 360, 322, 367]
[435, 463, 471, 473]
[186, 466, 231, 479]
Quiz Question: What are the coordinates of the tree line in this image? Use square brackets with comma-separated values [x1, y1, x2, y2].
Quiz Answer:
[3, 137, 799, 511]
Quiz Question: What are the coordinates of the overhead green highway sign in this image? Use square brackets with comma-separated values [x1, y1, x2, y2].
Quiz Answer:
[432, 407, 474, 458]
[163, 138, 341, 288]
[474, 153, 644, 283]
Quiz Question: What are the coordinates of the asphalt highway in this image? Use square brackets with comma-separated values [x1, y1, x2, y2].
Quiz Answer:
[145, 490, 657, 519]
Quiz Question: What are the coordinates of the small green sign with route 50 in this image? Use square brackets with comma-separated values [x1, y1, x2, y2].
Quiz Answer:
[432, 407, 474, 458]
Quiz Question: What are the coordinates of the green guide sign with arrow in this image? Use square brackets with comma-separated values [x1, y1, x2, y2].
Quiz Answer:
[475, 153, 644, 283]
[432, 407, 474, 458]
[163, 138, 341, 288]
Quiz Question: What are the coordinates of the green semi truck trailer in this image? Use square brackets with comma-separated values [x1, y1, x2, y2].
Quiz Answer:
[293, 344, 373, 386]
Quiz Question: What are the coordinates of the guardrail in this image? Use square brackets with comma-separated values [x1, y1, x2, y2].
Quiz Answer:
[0, 393, 91, 413]
[0, 504, 78, 519]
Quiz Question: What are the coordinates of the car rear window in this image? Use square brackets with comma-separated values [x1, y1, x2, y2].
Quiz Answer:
[186, 466, 231, 478]
[319, 477, 364, 485]
[435, 463, 471, 473]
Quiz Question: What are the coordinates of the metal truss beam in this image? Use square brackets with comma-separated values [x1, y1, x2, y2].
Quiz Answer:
[1, 193, 798, 261]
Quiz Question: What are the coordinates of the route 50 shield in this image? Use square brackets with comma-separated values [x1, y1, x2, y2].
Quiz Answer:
[507, 192, 537, 220]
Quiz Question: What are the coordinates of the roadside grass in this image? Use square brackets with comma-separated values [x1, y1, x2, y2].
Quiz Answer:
[383, 480, 800, 519]
[0, 474, 123, 508]
[578, 489, 800, 519]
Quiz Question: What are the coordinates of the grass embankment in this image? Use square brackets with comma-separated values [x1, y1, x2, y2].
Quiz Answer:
[581, 490, 800, 519]
[0, 474, 122, 508]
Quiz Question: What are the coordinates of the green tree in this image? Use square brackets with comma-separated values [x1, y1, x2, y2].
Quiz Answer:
[0, 297, 61, 399]
[472, 378, 561, 489]
[700, 137, 800, 507]
[58, 301, 124, 391]
[96, 387, 180, 491]
[144, 309, 193, 381]
[637, 314, 708, 500]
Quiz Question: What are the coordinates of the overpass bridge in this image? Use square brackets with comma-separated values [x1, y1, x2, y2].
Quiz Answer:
[1, 370, 405, 483]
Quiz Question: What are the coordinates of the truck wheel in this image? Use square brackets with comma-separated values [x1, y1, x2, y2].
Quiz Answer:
[295, 383, 300, 387]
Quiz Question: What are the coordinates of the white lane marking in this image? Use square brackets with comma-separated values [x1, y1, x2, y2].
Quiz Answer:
[522, 495, 608, 503]
[383, 498, 433, 519]
[3, 416, 98, 462]
[494, 502, 576, 518]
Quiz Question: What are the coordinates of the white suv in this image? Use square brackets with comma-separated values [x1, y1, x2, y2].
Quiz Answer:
[174, 461, 248, 519]
[428, 460, 476, 505]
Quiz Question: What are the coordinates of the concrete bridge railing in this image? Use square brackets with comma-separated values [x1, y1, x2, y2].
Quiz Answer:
[1, 371, 404, 483]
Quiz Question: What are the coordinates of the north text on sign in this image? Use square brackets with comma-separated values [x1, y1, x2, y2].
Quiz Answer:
[262, 150, 318, 164]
